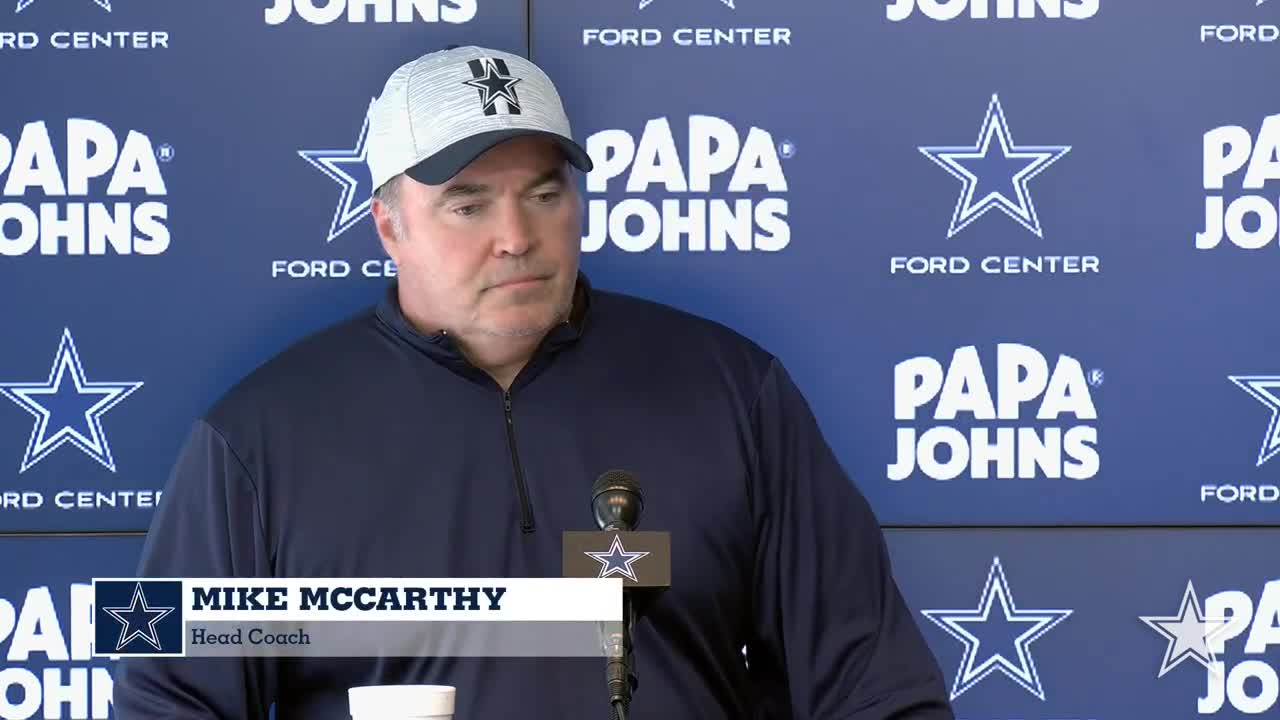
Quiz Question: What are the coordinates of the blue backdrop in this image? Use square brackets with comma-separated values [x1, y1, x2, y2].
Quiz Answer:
[2, 0, 1278, 717]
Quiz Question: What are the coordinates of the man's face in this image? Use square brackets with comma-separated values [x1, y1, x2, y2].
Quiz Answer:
[373, 136, 582, 339]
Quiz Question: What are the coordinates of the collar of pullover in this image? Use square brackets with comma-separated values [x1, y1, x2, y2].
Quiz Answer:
[374, 271, 593, 389]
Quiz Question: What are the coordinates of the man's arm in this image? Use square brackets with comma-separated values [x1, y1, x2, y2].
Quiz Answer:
[113, 419, 277, 719]
[746, 358, 953, 719]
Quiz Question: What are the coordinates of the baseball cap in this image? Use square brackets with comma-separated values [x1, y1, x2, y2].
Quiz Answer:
[366, 45, 593, 191]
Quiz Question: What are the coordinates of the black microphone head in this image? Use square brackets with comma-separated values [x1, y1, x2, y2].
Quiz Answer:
[592, 469, 643, 531]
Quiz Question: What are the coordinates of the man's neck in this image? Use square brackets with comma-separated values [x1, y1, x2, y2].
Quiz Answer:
[450, 331, 547, 391]
[395, 281, 577, 391]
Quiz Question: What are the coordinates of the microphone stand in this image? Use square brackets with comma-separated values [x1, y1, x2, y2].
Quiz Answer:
[605, 588, 636, 720]
[591, 472, 645, 720]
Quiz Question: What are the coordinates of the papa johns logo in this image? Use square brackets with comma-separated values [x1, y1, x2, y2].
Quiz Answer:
[0, 584, 115, 719]
[889, 343, 1102, 481]
[581, 115, 793, 253]
[0, 119, 172, 256]
[264, 0, 477, 25]
[886, 0, 1099, 21]
[1197, 113, 1280, 251]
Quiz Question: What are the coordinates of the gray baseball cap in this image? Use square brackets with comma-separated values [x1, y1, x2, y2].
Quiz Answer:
[366, 45, 593, 190]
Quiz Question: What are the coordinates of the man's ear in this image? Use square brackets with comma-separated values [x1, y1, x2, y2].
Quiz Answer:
[370, 198, 400, 262]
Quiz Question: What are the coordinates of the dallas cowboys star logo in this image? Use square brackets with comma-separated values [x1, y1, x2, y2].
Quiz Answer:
[584, 535, 650, 583]
[1228, 374, 1280, 467]
[919, 94, 1070, 239]
[462, 59, 523, 114]
[639, 0, 734, 8]
[921, 556, 1072, 701]
[0, 328, 143, 473]
[16, 0, 110, 12]
[1140, 580, 1232, 679]
[102, 583, 174, 652]
[298, 98, 376, 244]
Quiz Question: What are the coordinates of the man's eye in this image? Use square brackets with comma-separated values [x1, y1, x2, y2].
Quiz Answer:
[454, 204, 482, 217]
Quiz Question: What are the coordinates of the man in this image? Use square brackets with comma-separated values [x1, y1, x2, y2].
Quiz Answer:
[114, 45, 954, 719]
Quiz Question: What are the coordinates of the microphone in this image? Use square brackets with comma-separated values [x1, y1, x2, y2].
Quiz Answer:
[592, 469, 643, 532]
[591, 470, 641, 720]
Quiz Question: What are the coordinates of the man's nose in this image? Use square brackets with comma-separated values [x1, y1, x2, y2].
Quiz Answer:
[492, 202, 536, 257]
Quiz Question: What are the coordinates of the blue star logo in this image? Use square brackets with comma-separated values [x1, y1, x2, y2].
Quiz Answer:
[299, 98, 376, 244]
[1229, 375, 1280, 466]
[921, 557, 1072, 701]
[584, 535, 650, 583]
[102, 583, 174, 652]
[919, 94, 1070, 239]
[0, 328, 143, 474]
[16, 0, 110, 12]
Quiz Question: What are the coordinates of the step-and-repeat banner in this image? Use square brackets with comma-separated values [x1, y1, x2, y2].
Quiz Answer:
[1, 0, 1276, 717]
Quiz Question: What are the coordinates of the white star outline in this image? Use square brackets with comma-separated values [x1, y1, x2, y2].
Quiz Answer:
[1228, 375, 1280, 467]
[639, 0, 734, 9]
[16, 0, 110, 12]
[921, 556, 1072, 702]
[584, 535, 651, 583]
[101, 583, 175, 652]
[919, 94, 1071, 239]
[0, 328, 143, 473]
[1139, 580, 1233, 679]
[298, 98, 376, 244]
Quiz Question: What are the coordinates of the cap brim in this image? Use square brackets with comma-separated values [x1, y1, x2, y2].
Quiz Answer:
[403, 129, 594, 186]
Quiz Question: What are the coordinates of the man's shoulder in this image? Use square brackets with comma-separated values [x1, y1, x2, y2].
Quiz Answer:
[589, 286, 777, 373]
[203, 305, 384, 427]
[595, 286, 763, 341]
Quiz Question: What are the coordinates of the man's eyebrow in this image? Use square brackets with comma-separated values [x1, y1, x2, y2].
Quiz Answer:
[434, 167, 568, 208]
[435, 182, 489, 207]
[524, 166, 567, 191]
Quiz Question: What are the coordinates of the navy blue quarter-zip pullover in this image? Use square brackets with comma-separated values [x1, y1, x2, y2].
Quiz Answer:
[114, 274, 953, 720]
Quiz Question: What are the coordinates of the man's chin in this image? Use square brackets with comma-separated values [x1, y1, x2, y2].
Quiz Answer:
[475, 309, 564, 338]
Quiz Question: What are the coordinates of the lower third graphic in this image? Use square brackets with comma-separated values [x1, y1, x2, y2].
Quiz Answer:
[94, 580, 183, 656]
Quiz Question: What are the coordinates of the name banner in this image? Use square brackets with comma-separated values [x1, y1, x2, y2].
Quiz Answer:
[91, 578, 622, 658]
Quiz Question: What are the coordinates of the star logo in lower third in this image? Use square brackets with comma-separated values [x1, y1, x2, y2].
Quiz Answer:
[921, 557, 1072, 701]
[102, 583, 174, 652]
[298, 98, 376, 244]
[0, 328, 143, 473]
[1228, 375, 1280, 466]
[584, 535, 650, 583]
[919, 94, 1070, 239]
[1140, 581, 1232, 679]
[16, 0, 110, 12]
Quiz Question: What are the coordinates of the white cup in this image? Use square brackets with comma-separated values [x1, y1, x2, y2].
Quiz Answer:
[348, 684, 455, 720]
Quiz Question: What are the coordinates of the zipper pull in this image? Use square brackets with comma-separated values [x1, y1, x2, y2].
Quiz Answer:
[504, 392, 512, 415]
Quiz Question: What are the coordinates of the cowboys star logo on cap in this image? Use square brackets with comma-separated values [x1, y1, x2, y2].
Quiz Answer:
[462, 58, 523, 115]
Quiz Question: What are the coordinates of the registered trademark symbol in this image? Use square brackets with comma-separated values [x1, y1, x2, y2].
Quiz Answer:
[778, 139, 796, 159]
[1089, 369, 1104, 387]
[157, 144, 175, 162]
